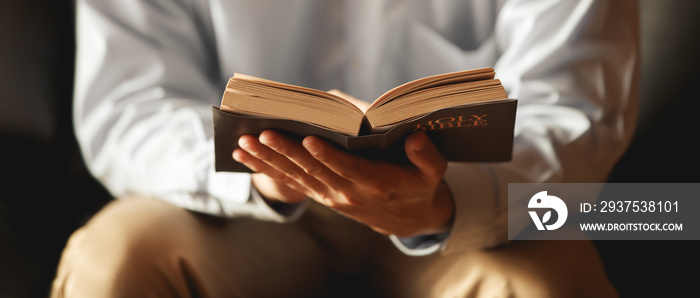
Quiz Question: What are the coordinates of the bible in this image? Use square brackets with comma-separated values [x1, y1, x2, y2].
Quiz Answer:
[213, 67, 517, 172]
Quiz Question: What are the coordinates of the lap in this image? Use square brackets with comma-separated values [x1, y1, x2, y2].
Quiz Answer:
[52, 198, 330, 297]
[371, 226, 618, 298]
[53, 198, 617, 298]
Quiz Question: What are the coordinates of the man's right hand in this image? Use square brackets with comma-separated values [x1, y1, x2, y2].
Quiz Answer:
[232, 130, 453, 238]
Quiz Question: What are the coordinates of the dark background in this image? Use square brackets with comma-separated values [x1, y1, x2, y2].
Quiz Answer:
[1, 1, 698, 297]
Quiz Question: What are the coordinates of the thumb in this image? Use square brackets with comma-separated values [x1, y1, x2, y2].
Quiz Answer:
[405, 131, 447, 181]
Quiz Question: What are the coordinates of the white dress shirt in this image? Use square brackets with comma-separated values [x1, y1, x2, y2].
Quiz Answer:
[74, 0, 639, 255]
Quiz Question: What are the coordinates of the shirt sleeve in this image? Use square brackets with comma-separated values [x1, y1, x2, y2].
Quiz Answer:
[74, 0, 306, 222]
[402, 0, 640, 255]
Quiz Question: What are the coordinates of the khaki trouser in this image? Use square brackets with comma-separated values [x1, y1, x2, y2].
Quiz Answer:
[51, 198, 617, 297]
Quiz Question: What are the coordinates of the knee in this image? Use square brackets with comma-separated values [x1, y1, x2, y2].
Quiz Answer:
[75, 198, 188, 252]
[52, 198, 199, 296]
[465, 240, 618, 298]
[57, 198, 194, 277]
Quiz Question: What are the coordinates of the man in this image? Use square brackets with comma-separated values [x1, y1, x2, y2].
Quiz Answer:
[53, 0, 638, 297]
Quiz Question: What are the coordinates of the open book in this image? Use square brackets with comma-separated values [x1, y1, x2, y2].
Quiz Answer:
[213, 67, 517, 172]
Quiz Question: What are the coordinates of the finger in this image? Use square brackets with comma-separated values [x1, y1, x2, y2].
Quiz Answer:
[404, 131, 447, 183]
[232, 148, 308, 194]
[238, 134, 322, 192]
[302, 135, 376, 184]
[238, 135, 304, 178]
[254, 131, 331, 195]
[259, 131, 351, 190]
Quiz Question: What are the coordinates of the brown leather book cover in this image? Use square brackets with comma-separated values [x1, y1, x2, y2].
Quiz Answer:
[213, 99, 517, 173]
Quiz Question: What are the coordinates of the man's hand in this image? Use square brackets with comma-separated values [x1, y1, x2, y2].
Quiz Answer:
[232, 130, 454, 238]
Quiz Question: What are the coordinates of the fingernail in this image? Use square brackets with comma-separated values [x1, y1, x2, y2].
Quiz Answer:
[260, 137, 279, 149]
[238, 139, 251, 149]
[304, 142, 319, 155]
[232, 149, 243, 162]
[415, 134, 427, 151]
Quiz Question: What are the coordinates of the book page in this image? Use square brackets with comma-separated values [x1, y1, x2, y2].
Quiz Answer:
[219, 68, 506, 136]
[367, 67, 496, 110]
[221, 75, 366, 135]
[365, 71, 508, 129]
[327, 89, 370, 113]
[232, 73, 363, 113]
[367, 88, 508, 129]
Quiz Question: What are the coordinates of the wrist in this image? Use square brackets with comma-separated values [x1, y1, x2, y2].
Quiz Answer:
[251, 173, 307, 204]
[432, 181, 455, 233]
[412, 181, 454, 237]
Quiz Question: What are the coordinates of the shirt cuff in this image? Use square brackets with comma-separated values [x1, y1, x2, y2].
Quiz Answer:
[205, 170, 309, 222]
[389, 232, 449, 256]
[440, 162, 509, 254]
